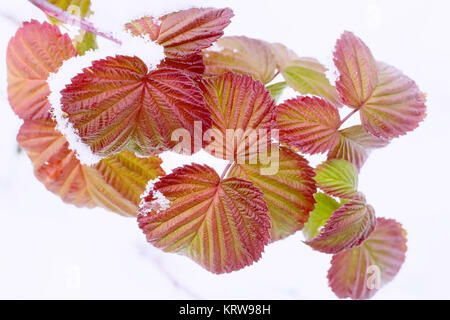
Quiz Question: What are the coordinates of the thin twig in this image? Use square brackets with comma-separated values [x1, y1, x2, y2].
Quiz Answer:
[220, 161, 233, 180]
[28, 0, 122, 44]
[340, 108, 359, 127]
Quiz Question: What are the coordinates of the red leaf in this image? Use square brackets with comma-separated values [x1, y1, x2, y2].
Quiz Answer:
[200, 72, 276, 162]
[138, 164, 271, 274]
[306, 200, 376, 254]
[61, 55, 211, 157]
[277, 96, 341, 154]
[6, 20, 77, 120]
[328, 125, 389, 170]
[17, 119, 165, 216]
[158, 53, 205, 82]
[334, 32, 426, 138]
[328, 218, 407, 299]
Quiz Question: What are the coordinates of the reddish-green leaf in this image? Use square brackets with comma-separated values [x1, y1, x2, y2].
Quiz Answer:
[138, 164, 271, 274]
[328, 125, 389, 170]
[359, 62, 427, 139]
[334, 31, 378, 109]
[200, 72, 276, 162]
[17, 119, 165, 216]
[328, 218, 407, 299]
[61, 55, 211, 157]
[6, 20, 77, 120]
[277, 96, 341, 154]
[334, 32, 426, 138]
[203, 36, 277, 84]
[315, 159, 359, 199]
[306, 200, 376, 254]
[228, 146, 316, 241]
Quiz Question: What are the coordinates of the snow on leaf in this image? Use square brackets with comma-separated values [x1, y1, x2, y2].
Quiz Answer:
[277, 96, 341, 155]
[17, 119, 165, 216]
[281, 58, 342, 107]
[334, 32, 426, 138]
[203, 36, 277, 84]
[228, 146, 317, 241]
[359, 62, 427, 139]
[306, 200, 376, 254]
[315, 159, 359, 199]
[328, 218, 407, 300]
[303, 193, 342, 241]
[60, 55, 211, 157]
[6, 20, 77, 120]
[334, 31, 378, 109]
[125, 16, 161, 41]
[328, 125, 389, 171]
[200, 72, 276, 162]
[138, 164, 271, 274]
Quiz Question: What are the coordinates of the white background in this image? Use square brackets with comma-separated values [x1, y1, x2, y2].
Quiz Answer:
[0, 0, 449, 299]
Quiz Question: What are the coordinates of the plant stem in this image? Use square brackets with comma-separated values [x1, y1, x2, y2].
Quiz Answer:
[220, 162, 233, 180]
[340, 108, 359, 127]
[28, 0, 122, 45]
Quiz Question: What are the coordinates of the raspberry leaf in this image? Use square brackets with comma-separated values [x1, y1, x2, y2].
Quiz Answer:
[328, 125, 389, 170]
[17, 119, 165, 216]
[61, 55, 211, 157]
[200, 72, 276, 162]
[203, 36, 277, 84]
[228, 146, 316, 241]
[328, 218, 407, 299]
[138, 164, 271, 274]
[277, 96, 341, 154]
[306, 200, 376, 254]
[6, 20, 77, 120]
[315, 159, 359, 199]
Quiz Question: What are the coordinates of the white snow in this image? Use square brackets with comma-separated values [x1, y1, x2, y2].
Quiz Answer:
[139, 178, 171, 214]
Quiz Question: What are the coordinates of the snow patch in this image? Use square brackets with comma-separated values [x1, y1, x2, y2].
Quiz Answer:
[139, 178, 171, 215]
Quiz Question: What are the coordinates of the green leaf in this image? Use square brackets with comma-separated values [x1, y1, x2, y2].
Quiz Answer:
[74, 30, 98, 55]
[46, 0, 93, 23]
[315, 159, 359, 199]
[266, 81, 287, 103]
[282, 59, 342, 107]
[304, 193, 341, 241]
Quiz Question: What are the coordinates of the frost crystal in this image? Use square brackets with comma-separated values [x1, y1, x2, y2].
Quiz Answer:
[139, 178, 171, 215]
